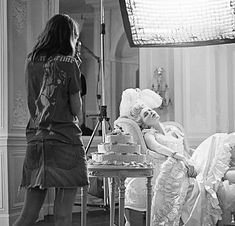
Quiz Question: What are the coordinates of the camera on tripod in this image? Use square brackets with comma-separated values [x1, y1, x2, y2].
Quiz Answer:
[85, 105, 112, 154]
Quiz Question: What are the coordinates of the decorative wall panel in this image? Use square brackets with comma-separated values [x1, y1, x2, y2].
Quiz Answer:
[12, 90, 28, 128]
[0, 1, 9, 225]
[232, 51, 235, 131]
[9, 148, 25, 209]
[0, 151, 4, 210]
[11, 0, 27, 34]
[0, 0, 8, 133]
[174, 47, 217, 146]
[214, 45, 229, 132]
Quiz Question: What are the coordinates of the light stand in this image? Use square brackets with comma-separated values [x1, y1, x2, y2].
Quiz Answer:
[85, 0, 112, 208]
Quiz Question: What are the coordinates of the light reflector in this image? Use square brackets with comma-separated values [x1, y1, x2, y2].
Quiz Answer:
[119, 0, 235, 47]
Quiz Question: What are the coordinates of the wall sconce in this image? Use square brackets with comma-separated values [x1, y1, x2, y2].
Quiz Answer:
[151, 67, 171, 109]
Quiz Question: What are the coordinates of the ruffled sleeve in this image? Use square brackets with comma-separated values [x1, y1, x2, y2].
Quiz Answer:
[142, 127, 156, 135]
[183, 133, 232, 225]
[203, 135, 232, 224]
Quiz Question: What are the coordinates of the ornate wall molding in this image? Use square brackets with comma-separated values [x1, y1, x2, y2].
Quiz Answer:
[0, 0, 8, 133]
[0, 150, 3, 210]
[9, 149, 25, 209]
[11, 0, 27, 34]
[12, 90, 28, 128]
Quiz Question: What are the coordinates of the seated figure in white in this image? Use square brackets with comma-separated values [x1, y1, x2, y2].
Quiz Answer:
[119, 88, 235, 226]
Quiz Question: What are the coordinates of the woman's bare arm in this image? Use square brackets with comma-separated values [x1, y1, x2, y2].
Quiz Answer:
[145, 131, 197, 177]
[144, 132, 187, 162]
[70, 91, 83, 125]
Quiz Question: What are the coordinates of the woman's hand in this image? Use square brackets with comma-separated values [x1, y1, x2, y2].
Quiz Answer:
[185, 162, 197, 178]
[172, 153, 197, 178]
[73, 115, 83, 127]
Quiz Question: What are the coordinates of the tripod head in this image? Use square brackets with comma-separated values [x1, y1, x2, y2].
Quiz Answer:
[99, 105, 108, 121]
[85, 105, 112, 154]
[86, 105, 111, 129]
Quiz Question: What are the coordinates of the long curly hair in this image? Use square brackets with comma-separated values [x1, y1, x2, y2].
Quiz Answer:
[29, 14, 79, 61]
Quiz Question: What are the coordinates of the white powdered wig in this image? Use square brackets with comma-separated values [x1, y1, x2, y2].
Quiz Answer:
[119, 88, 141, 117]
[119, 88, 162, 117]
[140, 89, 162, 110]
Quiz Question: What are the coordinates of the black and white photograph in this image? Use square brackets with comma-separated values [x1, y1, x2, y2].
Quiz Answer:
[0, 0, 235, 225]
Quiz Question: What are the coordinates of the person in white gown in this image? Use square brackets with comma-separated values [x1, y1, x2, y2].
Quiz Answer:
[120, 89, 235, 226]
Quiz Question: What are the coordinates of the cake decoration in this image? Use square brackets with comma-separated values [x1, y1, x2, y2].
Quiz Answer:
[88, 126, 151, 168]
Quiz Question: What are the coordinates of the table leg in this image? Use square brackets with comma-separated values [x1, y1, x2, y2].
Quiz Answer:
[119, 178, 126, 226]
[146, 176, 152, 226]
[110, 177, 116, 226]
[81, 186, 88, 226]
[104, 177, 109, 207]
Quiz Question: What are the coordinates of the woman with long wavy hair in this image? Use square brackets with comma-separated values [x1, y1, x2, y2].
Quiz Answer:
[13, 14, 88, 226]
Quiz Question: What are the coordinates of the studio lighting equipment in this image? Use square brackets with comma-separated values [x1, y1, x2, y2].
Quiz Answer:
[119, 0, 235, 47]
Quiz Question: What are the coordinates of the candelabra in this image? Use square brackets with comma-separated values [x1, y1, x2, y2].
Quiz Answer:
[151, 67, 171, 109]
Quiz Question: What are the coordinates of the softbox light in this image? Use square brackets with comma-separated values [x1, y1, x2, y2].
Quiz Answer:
[119, 0, 235, 47]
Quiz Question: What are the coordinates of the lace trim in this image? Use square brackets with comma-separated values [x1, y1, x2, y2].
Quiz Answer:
[151, 157, 189, 225]
[142, 127, 158, 135]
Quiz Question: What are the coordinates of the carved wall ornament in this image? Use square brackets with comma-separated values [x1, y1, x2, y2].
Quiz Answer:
[12, 0, 27, 34]
[12, 90, 28, 127]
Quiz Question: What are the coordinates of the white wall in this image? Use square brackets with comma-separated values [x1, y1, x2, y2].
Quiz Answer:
[0, 0, 9, 224]
[140, 44, 235, 147]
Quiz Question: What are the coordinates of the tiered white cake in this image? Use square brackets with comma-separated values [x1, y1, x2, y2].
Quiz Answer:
[91, 127, 146, 165]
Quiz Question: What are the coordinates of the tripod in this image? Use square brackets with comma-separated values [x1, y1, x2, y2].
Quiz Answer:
[85, 105, 112, 154]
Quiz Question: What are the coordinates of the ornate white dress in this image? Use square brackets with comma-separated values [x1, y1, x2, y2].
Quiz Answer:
[125, 126, 188, 218]
[181, 133, 232, 226]
[125, 127, 234, 226]
[148, 128, 189, 226]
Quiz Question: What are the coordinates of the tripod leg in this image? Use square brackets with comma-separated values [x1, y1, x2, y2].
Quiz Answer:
[85, 115, 112, 209]
[85, 120, 101, 154]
